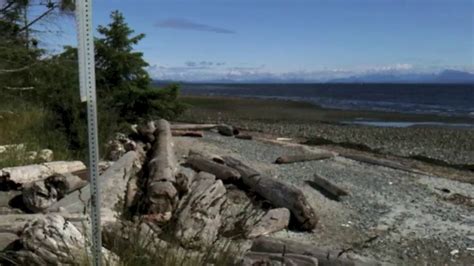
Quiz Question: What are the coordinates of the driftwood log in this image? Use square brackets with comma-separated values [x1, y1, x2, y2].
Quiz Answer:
[251, 237, 379, 266]
[174, 172, 226, 249]
[22, 181, 58, 213]
[275, 152, 334, 164]
[342, 153, 421, 174]
[246, 208, 290, 238]
[1, 161, 86, 187]
[307, 174, 349, 201]
[147, 119, 178, 223]
[186, 155, 240, 182]
[242, 251, 318, 266]
[217, 124, 237, 136]
[172, 130, 204, 138]
[170, 123, 217, 131]
[137, 121, 156, 143]
[222, 156, 318, 230]
[10, 214, 118, 265]
[47, 151, 141, 224]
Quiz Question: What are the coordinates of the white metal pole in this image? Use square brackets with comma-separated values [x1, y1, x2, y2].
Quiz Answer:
[75, 0, 102, 265]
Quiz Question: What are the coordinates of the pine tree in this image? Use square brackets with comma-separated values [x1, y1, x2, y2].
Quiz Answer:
[95, 10, 185, 122]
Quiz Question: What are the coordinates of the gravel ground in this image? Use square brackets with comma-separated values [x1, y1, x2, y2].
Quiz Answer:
[181, 117, 474, 167]
[175, 132, 474, 265]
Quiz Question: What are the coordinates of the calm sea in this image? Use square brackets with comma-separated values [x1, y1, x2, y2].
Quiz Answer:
[178, 83, 474, 117]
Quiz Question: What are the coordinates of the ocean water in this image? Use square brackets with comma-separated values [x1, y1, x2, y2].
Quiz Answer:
[178, 83, 474, 117]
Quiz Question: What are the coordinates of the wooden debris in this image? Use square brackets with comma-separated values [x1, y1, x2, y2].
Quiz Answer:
[275, 152, 334, 164]
[22, 181, 58, 213]
[170, 123, 217, 131]
[235, 134, 253, 140]
[186, 155, 241, 182]
[307, 174, 349, 201]
[12, 214, 118, 265]
[222, 156, 318, 231]
[1, 161, 86, 187]
[175, 172, 227, 249]
[147, 119, 178, 223]
[242, 251, 318, 266]
[172, 130, 204, 137]
[246, 208, 290, 238]
[47, 151, 141, 224]
[342, 153, 421, 174]
[44, 173, 88, 199]
[188, 149, 224, 164]
[137, 120, 156, 143]
[251, 237, 372, 266]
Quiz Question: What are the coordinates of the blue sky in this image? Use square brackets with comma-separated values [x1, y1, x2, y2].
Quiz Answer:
[39, 0, 473, 81]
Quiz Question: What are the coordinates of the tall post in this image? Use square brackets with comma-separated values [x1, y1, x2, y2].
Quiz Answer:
[75, 0, 102, 265]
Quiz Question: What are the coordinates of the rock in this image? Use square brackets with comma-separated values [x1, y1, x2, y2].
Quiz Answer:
[106, 139, 126, 161]
[175, 172, 227, 249]
[26, 151, 37, 161]
[217, 124, 237, 136]
[246, 208, 290, 238]
[38, 149, 53, 162]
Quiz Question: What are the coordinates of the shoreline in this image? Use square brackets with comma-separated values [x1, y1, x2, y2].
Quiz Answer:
[179, 95, 474, 168]
[180, 94, 474, 127]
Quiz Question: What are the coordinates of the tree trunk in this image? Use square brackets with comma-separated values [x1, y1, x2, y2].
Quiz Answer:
[170, 123, 217, 131]
[307, 174, 349, 201]
[246, 208, 290, 238]
[222, 156, 318, 231]
[172, 130, 204, 137]
[341, 153, 421, 174]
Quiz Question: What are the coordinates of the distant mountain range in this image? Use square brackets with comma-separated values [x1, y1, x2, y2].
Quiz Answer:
[327, 70, 474, 84]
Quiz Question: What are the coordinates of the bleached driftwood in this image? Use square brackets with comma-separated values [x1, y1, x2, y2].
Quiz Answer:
[241, 252, 318, 266]
[45, 173, 88, 199]
[172, 130, 204, 138]
[175, 172, 226, 249]
[186, 155, 240, 182]
[0, 161, 86, 186]
[137, 121, 156, 143]
[222, 156, 318, 231]
[308, 174, 349, 201]
[47, 151, 141, 224]
[251, 237, 379, 266]
[22, 181, 58, 213]
[147, 119, 178, 223]
[0, 213, 87, 234]
[11, 214, 118, 265]
[188, 149, 224, 164]
[246, 208, 290, 238]
[342, 153, 421, 174]
[170, 123, 217, 131]
[275, 153, 334, 164]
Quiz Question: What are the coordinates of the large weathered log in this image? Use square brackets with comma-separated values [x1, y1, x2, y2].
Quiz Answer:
[222, 156, 318, 230]
[0, 213, 87, 234]
[0, 161, 86, 187]
[186, 155, 240, 182]
[175, 172, 226, 249]
[44, 173, 88, 199]
[11, 214, 118, 265]
[47, 151, 141, 224]
[341, 153, 421, 174]
[241, 251, 318, 266]
[172, 130, 204, 138]
[275, 153, 334, 164]
[307, 174, 349, 201]
[147, 119, 178, 222]
[246, 208, 290, 238]
[170, 123, 217, 131]
[251, 237, 379, 266]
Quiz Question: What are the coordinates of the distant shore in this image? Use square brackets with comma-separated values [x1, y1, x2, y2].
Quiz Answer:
[179, 95, 474, 167]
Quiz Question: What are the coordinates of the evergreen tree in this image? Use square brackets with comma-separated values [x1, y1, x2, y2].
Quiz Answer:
[95, 11, 185, 122]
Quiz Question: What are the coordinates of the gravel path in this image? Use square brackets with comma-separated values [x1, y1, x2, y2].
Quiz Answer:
[176, 132, 474, 265]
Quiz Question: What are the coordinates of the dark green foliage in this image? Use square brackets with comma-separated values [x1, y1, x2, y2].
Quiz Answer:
[96, 11, 186, 123]
[1, 7, 185, 160]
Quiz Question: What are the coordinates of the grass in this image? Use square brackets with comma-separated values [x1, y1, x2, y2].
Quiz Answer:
[0, 100, 76, 168]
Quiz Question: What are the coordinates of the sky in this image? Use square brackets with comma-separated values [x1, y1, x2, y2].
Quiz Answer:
[36, 0, 473, 81]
